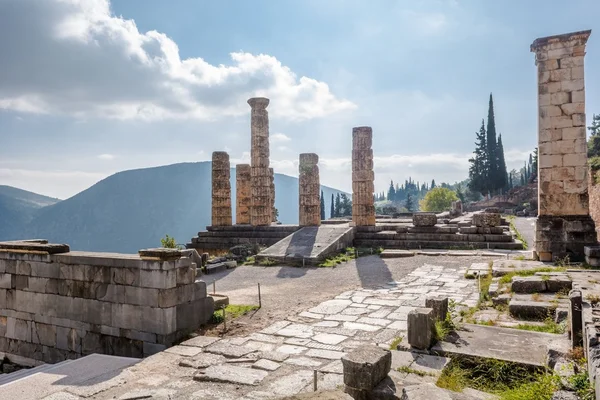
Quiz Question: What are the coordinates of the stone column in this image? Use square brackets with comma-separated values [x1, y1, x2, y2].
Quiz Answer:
[248, 97, 272, 226]
[299, 153, 321, 226]
[531, 30, 596, 261]
[211, 151, 232, 227]
[352, 127, 376, 226]
[236, 164, 251, 225]
[269, 167, 276, 222]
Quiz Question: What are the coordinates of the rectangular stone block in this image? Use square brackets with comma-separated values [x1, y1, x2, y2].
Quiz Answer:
[6, 318, 32, 342]
[139, 269, 176, 289]
[425, 296, 448, 322]
[0, 273, 11, 289]
[341, 345, 391, 391]
[407, 308, 434, 350]
[562, 126, 586, 140]
[123, 286, 159, 307]
[563, 154, 587, 167]
[31, 322, 57, 347]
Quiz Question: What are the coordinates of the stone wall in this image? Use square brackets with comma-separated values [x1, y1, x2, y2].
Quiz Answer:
[0, 241, 214, 365]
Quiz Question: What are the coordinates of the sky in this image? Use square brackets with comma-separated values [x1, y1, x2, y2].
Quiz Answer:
[0, 0, 598, 200]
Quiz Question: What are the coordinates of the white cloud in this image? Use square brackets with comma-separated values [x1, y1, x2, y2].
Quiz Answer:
[0, 0, 355, 122]
[97, 154, 115, 160]
[271, 133, 292, 143]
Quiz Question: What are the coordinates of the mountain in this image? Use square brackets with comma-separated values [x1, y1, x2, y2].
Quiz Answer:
[0, 162, 348, 253]
[0, 186, 61, 238]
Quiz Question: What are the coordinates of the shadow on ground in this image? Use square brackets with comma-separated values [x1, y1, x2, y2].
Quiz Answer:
[356, 255, 393, 288]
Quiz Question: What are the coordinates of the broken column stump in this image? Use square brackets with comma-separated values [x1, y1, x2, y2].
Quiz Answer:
[248, 97, 272, 226]
[211, 151, 232, 226]
[408, 308, 435, 350]
[351, 127, 376, 227]
[425, 296, 448, 322]
[341, 344, 392, 399]
[570, 289, 583, 348]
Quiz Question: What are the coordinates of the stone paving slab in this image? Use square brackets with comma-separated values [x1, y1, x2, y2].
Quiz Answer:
[431, 324, 562, 367]
[194, 365, 269, 386]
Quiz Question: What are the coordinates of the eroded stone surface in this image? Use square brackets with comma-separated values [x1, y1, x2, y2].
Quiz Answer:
[194, 365, 269, 386]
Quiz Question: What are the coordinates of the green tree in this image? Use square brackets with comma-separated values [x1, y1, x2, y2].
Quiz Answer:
[335, 193, 341, 218]
[468, 120, 488, 196]
[486, 93, 498, 195]
[320, 190, 325, 221]
[405, 193, 414, 212]
[330, 193, 335, 219]
[339, 194, 352, 217]
[588, 114, 600, 158]
[419, 187, 459, 212]
[496, 134, 508, 192]
[430, 179, 436, 189]
[387, 180, 396, 201]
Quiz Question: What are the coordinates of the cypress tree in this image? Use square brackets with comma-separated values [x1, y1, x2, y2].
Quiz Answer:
[387, 180, 396, 201]
[405, 193, 414, 212]
[496, 134, 508, 192]
[486, 93, 498, 195]
[320, 190, 325, 221]
[330, 193, 335, 218]
[431, 179, 436, 189]
[532, 147, 538, 182]
[468, 119, 488, 196]
[335, 193, 341, 218]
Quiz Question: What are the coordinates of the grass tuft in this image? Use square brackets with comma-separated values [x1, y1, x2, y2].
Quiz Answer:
[498, 267, 566, 286]
[210, 304, 259, 324]
[389, 336, 403, 350]
[514, 318, 565, 334]
[397, 366, 435, 377]
[257, 258, 277, 266]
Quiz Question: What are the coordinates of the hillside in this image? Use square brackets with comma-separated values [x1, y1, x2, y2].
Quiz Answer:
[0, 162, 347, 253]
[0, 186, 61, 238]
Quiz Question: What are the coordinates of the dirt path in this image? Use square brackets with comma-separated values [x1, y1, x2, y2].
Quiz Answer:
[200, 254, 497, 336]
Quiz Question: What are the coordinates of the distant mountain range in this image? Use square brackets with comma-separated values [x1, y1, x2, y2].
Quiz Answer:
[0, 162, 347, 253]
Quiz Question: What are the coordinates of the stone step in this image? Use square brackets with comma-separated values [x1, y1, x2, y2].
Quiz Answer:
[511, 275, 572, 294]
[431, 323, 566, 368]
[353, 239, 524, 250]
[508, 299, 557, 320]
[379, 250, 415, 258]
[491, 260, 550, 277]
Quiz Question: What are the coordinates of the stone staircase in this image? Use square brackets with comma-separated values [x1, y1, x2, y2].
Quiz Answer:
[187, 224, 301, 254]
[255, 225, 355, 265]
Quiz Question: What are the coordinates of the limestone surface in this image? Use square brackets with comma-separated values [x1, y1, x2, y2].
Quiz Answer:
[351, 127, 376, 226]
[211, 151, 232, 226]
[299, 153, 321, 226]
[248, 97, 272, 226]
[413, 213, 437, 227]
[236, 164, 251, 224]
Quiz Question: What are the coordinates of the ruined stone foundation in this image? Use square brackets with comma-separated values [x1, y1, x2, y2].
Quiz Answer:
[536, 216, 596, 262]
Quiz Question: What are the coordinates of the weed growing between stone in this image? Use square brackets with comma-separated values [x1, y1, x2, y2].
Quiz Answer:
[317, 247, 382, 267]
[437, 356, 559, 399]
[210, 304, 259, 324]
[257, 258, 277, 266]
[389, 336, 403, 350]
[514, 318, 565, 334]
[498, 267, 566, 286]
[242, 256, 256, 265]
[568, 371, 594, 400]
[585, 293, 600, 306]
[397, 366, 435, 377]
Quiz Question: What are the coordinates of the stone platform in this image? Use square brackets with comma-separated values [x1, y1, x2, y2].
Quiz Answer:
[255, 225, 355, 265]
[187, 224, 301, 254]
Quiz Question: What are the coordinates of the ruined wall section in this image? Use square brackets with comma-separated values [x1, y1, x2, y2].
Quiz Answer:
[0, 242, 213, 364]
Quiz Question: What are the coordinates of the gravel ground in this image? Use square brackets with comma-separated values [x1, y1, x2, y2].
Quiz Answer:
[201, 254, 498, 336]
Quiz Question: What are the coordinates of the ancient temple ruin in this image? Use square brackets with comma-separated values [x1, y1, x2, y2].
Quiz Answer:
[235, 164, 251, 225]
[248, 97, 272, 227]
[352, 127, 376, 227]
[298, 153, 321, 227]
[531, 30, 596, 261]
[211, 151, 232, 227]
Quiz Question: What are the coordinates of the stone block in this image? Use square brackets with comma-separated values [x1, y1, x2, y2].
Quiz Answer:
[511, 276, 547, 293]
[0, 273, 11, 289]
[112, 267, 140, 286]
[341, 344, 391, 391]
[412, 213, 437, 227]
[123, 286, 159, 307]
[570, 289, 583, 348]
[407, 308, 435, 350]
[139, 269, 176, 289]
[144, 342, 167, 357]
[585, 247, 600, 258]
[6, 317, 32, 342]
[31, 322, 56, 347]
[472, 213, 501, 227]
[425, 296, 448, 322]
[546, 277, 572, 293]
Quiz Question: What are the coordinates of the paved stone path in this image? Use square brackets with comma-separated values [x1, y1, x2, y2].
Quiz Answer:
[69, 263, 480, 400]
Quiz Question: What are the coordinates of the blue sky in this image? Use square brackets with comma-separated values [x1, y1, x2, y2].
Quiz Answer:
[0, 0, 598, 199]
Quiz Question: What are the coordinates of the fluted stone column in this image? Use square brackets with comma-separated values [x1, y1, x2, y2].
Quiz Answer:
[248, 97, 272, 226]
[211, 151, 232, 226]
[236, 164, 251, 225]
[299, 153, 321, 226]
[269, 167, 276, 222]
[352, 127, 376, 226]
[531, 30, 596, 261]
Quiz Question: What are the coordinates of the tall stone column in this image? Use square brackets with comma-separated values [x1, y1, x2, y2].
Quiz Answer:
[269, 167, 276, 222]
[211, 151, 232, 227]
[236, 164, 251, 225]
[299, 153, 321, 226]
[248, 97, 272, 226]
[531, 30, 596, 261]
[352, 127, 376, 226]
